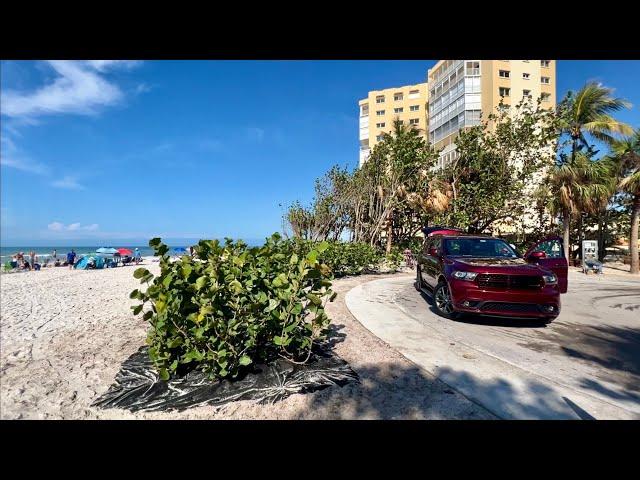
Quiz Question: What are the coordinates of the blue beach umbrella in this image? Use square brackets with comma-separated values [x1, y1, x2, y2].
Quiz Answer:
[96, 247, 118, 254]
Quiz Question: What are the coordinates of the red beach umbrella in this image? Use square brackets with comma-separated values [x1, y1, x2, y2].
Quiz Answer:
[117, 248, 133, 255]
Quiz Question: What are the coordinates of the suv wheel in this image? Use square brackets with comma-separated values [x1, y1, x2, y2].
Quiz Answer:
[433, 281, 458, 319]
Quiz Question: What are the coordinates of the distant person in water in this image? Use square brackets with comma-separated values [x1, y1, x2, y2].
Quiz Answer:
[52, 249, 57, 260]
[67, 249, 77, 269]
[134, 248, 141, 265]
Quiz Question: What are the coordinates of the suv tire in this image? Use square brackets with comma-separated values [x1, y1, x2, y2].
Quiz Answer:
[433, 281, 458, 319]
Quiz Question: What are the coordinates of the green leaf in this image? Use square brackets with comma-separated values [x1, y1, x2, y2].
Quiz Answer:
[306, 293, 322, 306]
[317, 241, 329, 253]
[239, 355, 252, 366]
[273, 336, 284, 346]
[158, 368, 170, 381]
[306, 250, 318, 264]
[195, 276, 207, 290]
[132, 304, 143, 315]
[129, 289, 140, 299]
[133, 268, 149, 279]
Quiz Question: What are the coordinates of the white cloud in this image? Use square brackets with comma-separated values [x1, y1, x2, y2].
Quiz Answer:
[51, 175, 85, 190]
[0, 135, 50, 175]
[0, 60, 141, 120]
[47, 222, 64, 231]
[84, 60, 141, 72]
[48, 222, 99, 232]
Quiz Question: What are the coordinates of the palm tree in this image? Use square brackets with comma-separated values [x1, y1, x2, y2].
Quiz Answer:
[609, 129, 640, 274]
[548, 154, 614, 262]
[558, 82, 633, 162]
[553, 82, 632, 261]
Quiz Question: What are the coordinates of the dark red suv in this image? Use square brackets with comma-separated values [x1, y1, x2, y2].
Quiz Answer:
[416, 233, 568, 322]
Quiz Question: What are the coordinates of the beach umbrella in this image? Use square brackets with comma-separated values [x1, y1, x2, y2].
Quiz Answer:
[97, 247, 118, 254]
[173, 247, 187, 253]
[117, 248, 133, 255]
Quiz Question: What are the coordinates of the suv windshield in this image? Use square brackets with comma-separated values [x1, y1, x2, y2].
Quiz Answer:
[443, 237, 518, 258]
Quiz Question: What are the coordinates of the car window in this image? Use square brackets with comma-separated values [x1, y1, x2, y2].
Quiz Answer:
[443, 238, 518, 258]
[534, 239, 563, 258]
[423, 237, 432, 254]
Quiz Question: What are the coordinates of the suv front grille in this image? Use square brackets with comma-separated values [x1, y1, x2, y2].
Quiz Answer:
[476, 274, 542, 290]
[480, 302, 541, 313]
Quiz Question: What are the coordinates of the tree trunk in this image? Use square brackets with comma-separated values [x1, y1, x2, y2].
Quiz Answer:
[578, 214, 584, 262]
[631, 195, 640, 275]
[562, 210, 571, 262]
[386, 210, 393, 254]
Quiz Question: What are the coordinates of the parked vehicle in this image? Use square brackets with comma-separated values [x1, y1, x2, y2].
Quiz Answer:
[416, 233, 568, 323]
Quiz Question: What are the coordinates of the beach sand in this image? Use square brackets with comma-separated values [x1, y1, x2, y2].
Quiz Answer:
[0, 261, 493, 419]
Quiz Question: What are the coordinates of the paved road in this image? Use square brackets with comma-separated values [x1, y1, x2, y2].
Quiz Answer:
[345, 271, 640, 419]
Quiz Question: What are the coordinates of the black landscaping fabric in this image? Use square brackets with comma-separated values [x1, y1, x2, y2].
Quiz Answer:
[92, 346, 358, 412]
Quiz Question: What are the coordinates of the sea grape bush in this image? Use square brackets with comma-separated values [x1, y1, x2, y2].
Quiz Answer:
[290, 240, 399, 277]
[130, 234, 335, 380]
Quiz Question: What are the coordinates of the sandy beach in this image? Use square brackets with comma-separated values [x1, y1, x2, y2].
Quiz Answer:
[0, 261, 493, 419]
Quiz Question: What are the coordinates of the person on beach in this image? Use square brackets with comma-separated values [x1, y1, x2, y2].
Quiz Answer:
[134, 248, 141, 265]
[29, 251, 37, 269]
[52, 249, 57, 260]
[67, 249, 77, 269]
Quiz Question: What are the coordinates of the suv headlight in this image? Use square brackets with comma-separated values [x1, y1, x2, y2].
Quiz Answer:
[452, 271, 478, 281]
[543, 274, 557, 285]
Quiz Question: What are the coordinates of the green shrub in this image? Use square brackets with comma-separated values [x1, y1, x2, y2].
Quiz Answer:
[288, 240, 386, 277]
[130, 234, 335, 380]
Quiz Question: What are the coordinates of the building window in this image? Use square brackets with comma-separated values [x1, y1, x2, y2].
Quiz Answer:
[376, 110, 385, 116]
[541, 60, 551, 68]
[541, 76, 550, 84]
[394, 93, 403, 101]
[499, 87, 510, 97]
[376, 135, 384, 142]
[376, 95, 385, 103]
[498, 104, 510, 112]
[523, 89, 531, 98]
[376, 122, 385, 128]
[541, 92, 551, 102]
[360, 104, 369, 116]
[522, 72, 530, 80]
[499, 70, 510, 78]
[466, 61, 480, 75]
[410, 105, 420, 111]
[409, 118, 419, 125]
[408, 89, 420, 99]
[394, 107, 403, 113]
[397, 120, 403, 125]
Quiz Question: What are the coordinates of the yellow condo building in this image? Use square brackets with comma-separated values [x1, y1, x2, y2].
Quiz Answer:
[358, 83, 429, 166]
[358, 60, 556, 168]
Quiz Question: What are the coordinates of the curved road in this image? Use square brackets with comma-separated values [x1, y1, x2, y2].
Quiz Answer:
[346, 271, 640, 419]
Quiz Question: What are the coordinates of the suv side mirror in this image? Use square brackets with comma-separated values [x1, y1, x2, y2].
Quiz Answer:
[528, 251, 546, 261]
[428, 247, 439, 257]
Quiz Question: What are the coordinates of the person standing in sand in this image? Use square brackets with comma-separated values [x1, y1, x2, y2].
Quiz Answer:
[134, 248, 141, 265]
[67, 249, 77, 269]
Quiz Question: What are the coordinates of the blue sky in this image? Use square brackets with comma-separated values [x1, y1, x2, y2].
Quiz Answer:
[1, 60, 639, 246]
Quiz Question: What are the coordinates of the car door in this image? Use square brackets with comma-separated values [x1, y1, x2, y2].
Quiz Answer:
[525, 236, 568, 293]
[417, 237, 432, 287]
[423, 236, 442, 288]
